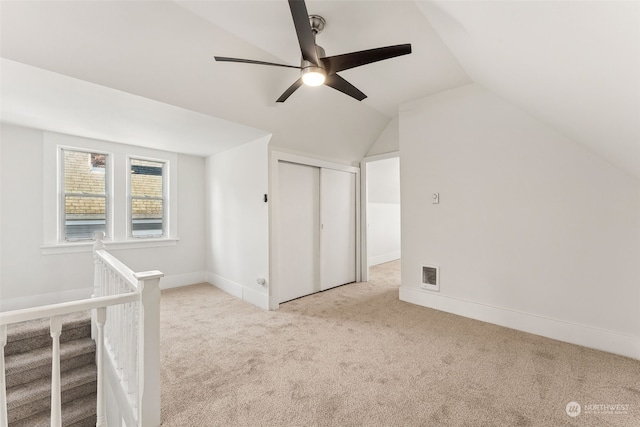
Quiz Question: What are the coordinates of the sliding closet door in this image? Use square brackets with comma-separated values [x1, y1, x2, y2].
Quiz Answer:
[277, 161, 321, 303]
[320, 168, 357, 291]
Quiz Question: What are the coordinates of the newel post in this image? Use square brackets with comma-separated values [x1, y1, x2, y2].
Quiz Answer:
[134, 270, 163, 427]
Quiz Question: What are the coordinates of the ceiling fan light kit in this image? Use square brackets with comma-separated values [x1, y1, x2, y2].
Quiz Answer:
[301, 66, 326, 86]
[214, 0, 412, 103]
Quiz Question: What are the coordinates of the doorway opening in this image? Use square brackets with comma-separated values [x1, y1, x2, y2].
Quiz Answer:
[361, 152, 401, 283]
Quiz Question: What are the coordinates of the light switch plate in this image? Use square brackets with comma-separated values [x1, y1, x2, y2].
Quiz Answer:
[432, 193, 439, 204]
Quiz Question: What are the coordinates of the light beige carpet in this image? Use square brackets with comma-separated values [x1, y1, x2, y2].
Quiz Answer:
[160, 261, 640, 426]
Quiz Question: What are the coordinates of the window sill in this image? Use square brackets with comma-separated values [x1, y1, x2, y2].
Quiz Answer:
[41, 238, 179, 255]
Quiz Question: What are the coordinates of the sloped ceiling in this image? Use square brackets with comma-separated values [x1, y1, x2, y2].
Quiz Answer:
[0, 0, 469, 163]
[1, 58, 270, 157]
[1, 1, 637, 174]
[417, 0, 640, 178]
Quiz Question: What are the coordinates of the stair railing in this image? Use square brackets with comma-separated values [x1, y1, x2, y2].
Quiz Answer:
[0, 231, 162, 427]
[92, 231, 163, 427]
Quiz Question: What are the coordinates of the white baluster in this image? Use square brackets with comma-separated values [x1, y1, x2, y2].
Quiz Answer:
[92, 231, 105, 299]
[101, 263, 107, 297]
[1, 325, 8, 427]
[95, 307, 107, 427]
[128, 302, 137, 399]
[92, 235, 103, 340]
[109, 269, 114, 296]
[50, 316, 63, 427]
[130, 304, 139, 405]
[122, 302, 130, 394]
[117, 283, 123, 373]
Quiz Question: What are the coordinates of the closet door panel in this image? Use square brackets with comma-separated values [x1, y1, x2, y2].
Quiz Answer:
[278, 161, 320, 303]
[320, 168, 357, 291]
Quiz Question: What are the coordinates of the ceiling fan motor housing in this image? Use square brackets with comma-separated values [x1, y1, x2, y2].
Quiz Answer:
[301, 44, 326, 86]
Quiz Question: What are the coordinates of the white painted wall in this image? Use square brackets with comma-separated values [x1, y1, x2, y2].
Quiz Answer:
[399, 84, 640, 359]
[367, 157, 401, 266]
[366, 116, 399, 157]
[0, 124, 207, 310]
[205, 136, 270, 309]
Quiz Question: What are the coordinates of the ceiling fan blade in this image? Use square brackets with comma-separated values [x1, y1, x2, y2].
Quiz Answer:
[214, 56, 300, 69]
[321, 44, 412, 74]
[324, 74, 367, 101]
[288, 0, 319, 65]
[276, 78, 304, 103]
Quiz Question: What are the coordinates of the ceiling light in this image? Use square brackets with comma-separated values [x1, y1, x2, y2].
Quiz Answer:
[301, 67, 326, 87]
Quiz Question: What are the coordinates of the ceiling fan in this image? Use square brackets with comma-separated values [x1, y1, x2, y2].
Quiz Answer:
[214, 0, 412, 103]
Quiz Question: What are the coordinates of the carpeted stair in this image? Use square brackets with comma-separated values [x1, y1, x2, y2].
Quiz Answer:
[4, 311, 97, 427]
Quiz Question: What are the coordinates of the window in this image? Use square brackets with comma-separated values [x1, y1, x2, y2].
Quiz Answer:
[43, 132, 178, 252]
[130, 158, 165, 238]
[61, 149, 109, 241]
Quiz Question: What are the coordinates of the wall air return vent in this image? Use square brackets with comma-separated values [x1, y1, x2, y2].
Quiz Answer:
[421, 265, 439, 292]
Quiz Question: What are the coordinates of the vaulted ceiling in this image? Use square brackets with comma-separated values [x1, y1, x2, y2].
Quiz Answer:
[420, 0, 640, 178]
[1, 1, 638, 175]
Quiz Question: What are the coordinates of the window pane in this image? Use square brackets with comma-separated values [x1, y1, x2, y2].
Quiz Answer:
[91, 153, 106, 169]
[131, 159, 163, 198]
[64, 196, 106, 240]
[64, 150, 105, 195]
[132, 198, 163, 237]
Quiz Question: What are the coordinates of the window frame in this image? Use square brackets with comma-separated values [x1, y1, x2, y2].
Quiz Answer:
[127, 155, 168, 239]
[59, 147, 113, 242]
[42, 132, 179, 254]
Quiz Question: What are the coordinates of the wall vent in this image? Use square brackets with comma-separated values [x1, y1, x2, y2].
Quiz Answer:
[421, 265, 439, 292]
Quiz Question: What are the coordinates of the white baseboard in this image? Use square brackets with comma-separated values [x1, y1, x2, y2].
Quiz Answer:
[206, 272, 269, 310]
[0, 287, 93, 312]
[242, 286, 270, 310]
[369, 251, 401, 267]
[160, 271, 207, 290]
[206, 272, 242, 298]
[399, 286, 640, 360]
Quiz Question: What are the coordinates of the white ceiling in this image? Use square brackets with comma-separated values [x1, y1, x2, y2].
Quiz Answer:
[418, 0, 640, 178]
[0, 58, 269, 157]
[1, 1, 638, 175]
[0, 0, 468, 162]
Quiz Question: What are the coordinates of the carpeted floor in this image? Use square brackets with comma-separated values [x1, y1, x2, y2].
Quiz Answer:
[159, 261, 640, 426]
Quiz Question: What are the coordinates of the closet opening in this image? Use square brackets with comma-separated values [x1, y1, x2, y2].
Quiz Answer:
[271, 152, 360, 307]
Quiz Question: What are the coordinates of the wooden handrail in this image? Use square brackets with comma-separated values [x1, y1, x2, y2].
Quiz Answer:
[0, 293, 139, 326]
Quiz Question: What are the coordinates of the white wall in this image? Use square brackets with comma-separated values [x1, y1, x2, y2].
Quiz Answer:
[365, 116, 399, 157]
[367, 157, 401, 266]
[205, 136, 270, 309]
[399, 84, 640, 359]
[0, 124, 207, 310]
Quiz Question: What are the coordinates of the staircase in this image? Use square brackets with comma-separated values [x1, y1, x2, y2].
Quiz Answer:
[4, 311, 97, 427]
